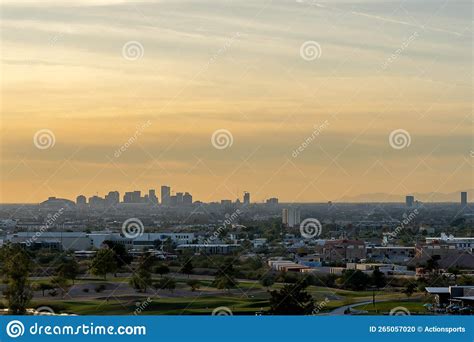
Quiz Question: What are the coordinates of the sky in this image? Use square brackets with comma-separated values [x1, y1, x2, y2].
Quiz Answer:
[0, 0, 472, 203]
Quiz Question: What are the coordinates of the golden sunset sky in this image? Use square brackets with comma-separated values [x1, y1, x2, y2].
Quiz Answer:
[1, 0, 472, 203]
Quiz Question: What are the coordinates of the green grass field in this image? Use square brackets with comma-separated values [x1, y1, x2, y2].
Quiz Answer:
[352, 301, 429, 314]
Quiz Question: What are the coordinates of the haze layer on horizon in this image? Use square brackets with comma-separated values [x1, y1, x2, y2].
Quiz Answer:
[1, 0, 472, 203]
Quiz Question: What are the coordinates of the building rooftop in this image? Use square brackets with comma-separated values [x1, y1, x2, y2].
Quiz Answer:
[425, 287, 450, 294]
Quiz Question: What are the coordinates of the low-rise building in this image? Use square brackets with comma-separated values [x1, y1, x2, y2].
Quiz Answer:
[320, 239, 366, 262]
[176, 243, 240, 255]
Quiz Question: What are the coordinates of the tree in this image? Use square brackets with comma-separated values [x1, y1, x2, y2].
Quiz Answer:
[339, 270, 370, 291]
[90, 248, 118, 280]
[425, 256, 440, 274]
[180, 259, 194, 278]
[129, 253, 153, 292]
[260, 274, 276, 289]
[56, 257, 79, 284]
[214, 275, 237, 291]
[51, 276, 70, 297]
[213, 261, 238, 291]
[154, 264, 170, 278]
[0, 245, 33, 314]
[103, 241, 132, 267]
[268, 282, 314, 315]
[187, 279, 201, 292]
[154, 277, 176, 292]
[403, 283, 417, 297]
[370, 269, 386, 288]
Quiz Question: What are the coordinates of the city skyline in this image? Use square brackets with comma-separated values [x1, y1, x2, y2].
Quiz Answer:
[6, 187, 471, 205]
[1, 0, 472, 203]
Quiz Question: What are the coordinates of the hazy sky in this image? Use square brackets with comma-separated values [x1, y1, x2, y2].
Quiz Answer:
[1, 0, 472, 203]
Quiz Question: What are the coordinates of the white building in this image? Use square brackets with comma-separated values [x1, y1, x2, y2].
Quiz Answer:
[6, 231, 195, 251]
[282, 207, 301, 227]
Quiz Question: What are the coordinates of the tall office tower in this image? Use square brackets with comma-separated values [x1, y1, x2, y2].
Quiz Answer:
[123, 191, 133, 203]
[243, 191, 250, 205]
[131, 191, 141, 203]
[288, 208, 301, 227]
[266, 197, 279, 205]
[76, 195, 87, 206]
[282, 208, 301, 227]
[183, 192, 193, 205]
[161, 186, 171, 205]
[148, 189, 158, 204]
[282, 208, 289, 226]
[89, 195, 105, 208]
[406, 195, 415, 207]
[461, 191, 468, 206]
[169, 195, 177, 206]
[176, 192, 183, 205]
[105, 191, 120, 206]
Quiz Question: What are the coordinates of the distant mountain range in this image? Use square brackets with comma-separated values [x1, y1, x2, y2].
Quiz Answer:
[338, 189, 473, 203]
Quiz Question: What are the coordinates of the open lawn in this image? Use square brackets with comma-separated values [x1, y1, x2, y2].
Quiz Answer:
[352, 300, 429, 315]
